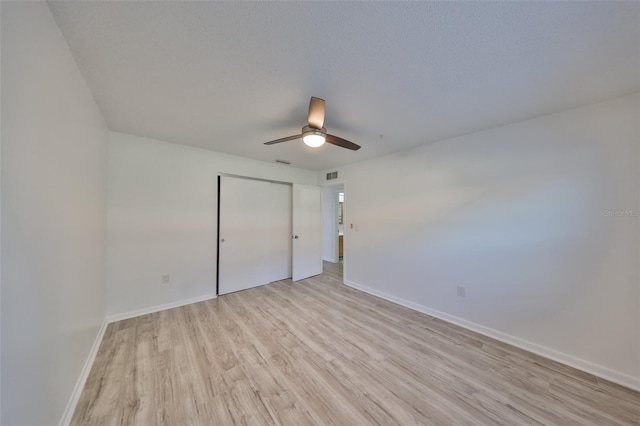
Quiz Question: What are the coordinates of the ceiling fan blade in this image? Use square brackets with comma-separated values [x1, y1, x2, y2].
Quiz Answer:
[308, 97, 325, 129]
[263, 134, 301, 145]
[326, 134, 361, 151]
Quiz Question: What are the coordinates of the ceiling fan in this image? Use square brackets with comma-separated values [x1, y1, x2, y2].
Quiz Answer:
[263, 97, 361, 151]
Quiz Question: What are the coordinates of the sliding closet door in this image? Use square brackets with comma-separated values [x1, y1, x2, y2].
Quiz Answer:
[219, 177, 320, 292]
[219, 177, 272, 295]
[269, 183, 292, 282]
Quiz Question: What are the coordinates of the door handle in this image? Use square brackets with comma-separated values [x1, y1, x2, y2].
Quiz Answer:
[221, 239, 225, 242]
[293, 235, 299, 239]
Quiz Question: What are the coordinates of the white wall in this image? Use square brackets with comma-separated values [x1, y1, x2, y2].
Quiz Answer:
[323, 94, 640, 389]
[106, 132, 317, 319]
[0, 3, 4, 421]
[1, 2, 108, 424]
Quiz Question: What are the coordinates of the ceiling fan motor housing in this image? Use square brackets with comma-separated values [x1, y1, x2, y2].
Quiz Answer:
[302, 125, 327, 137]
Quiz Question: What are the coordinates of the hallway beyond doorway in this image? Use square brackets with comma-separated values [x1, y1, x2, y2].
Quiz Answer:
[323, 260, 343, 282]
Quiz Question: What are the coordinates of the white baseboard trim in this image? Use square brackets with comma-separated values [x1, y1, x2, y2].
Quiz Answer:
[343, 279, 640, 392]
[59, 320, 108, 426]
[106, 293, 218, 324]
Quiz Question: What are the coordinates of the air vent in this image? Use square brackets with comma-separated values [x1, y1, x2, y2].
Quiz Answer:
[326, 171, 338, 180]
[275, 159, 291, 165]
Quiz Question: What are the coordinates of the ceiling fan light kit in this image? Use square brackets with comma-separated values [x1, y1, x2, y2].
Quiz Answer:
[302, 125, 326, 147]
[264, 97, 361, 151]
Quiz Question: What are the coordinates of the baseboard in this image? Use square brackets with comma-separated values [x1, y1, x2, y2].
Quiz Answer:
[343, 279, 640, 392]
[58, 292, 218, 425]
[106, 293, 218, 324]
[59, 320, 108, 426]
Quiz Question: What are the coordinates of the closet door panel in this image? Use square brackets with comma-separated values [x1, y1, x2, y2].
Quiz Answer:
[269, 183, 292, 282]
[219, 177, 271, 295]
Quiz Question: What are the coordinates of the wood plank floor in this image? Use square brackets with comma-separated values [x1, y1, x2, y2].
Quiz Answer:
[73, 261, 640, 425]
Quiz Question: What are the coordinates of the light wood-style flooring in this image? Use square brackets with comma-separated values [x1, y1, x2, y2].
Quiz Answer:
[73, 262, 640, 425]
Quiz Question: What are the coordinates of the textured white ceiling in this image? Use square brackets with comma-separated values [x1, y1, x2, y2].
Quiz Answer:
[48, 1, 639, 171]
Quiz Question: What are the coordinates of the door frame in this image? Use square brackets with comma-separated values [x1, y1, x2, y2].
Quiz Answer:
[335, 191, 341, 262]
[321, 181, 348, 282]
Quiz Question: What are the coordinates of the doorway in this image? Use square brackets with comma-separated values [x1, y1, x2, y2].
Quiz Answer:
[321, 183, 345, 281]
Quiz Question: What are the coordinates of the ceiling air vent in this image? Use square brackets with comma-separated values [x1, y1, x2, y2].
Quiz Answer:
[275, 159, 291, 165]
[326, 171, 338, 180]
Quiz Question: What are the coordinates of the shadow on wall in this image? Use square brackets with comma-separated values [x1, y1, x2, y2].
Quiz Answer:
[348, 126, 626, 330]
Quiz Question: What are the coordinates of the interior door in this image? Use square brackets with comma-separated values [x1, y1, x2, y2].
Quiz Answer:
[219, 176, 272, 295]
[292, 184, 322, 281]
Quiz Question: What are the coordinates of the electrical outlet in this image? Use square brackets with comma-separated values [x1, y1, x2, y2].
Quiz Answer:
[457, 286, 466, 297]
[162, 274, 170, 284]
